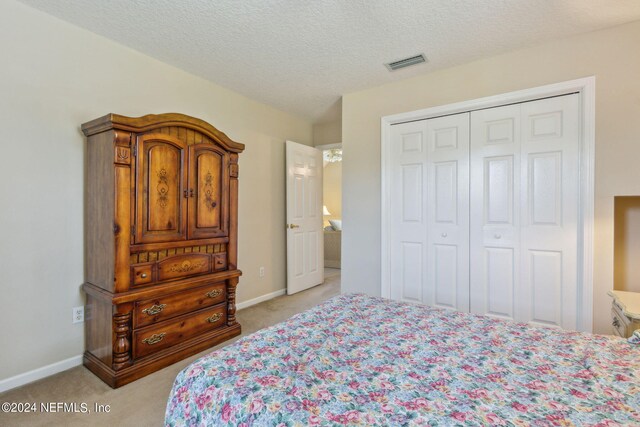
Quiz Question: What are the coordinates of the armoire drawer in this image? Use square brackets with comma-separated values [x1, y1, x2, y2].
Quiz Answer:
[213, 253, 227, 271]
[134, 281, 226, 328]
[132, 263, 154, 286]
[133, 304, 227, 359]
[157, 253, 211, 281]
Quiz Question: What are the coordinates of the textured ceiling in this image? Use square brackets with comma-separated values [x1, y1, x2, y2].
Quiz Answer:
[17, 0, 640, 122]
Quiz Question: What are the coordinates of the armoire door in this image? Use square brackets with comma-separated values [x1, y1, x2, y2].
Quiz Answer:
[469, 94, 580, 329]
[389, 113, 470, 310]
[188, 144, 229, 239]
[135, 133, 188, 244]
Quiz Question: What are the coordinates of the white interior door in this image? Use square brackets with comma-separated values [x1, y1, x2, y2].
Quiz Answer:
[389, 113, 469, 310]
[286, 140, 324, 295]
[470, 94, 580, 329]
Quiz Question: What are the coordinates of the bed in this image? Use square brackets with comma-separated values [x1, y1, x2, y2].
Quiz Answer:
[165, 294, 640, 426]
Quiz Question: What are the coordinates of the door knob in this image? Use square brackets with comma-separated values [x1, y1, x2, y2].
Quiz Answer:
[441, 233, 447, 238]
[288, 224, 300, 229]
[494, 234, 502, 239]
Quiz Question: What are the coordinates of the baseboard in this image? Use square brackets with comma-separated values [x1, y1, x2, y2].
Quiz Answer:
[0, 354, 83, 394]
[236, 289, 286, 310]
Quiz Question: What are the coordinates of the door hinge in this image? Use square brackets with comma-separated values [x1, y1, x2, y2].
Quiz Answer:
[131, 225, 135, 236]
[132, 145, 137, 157]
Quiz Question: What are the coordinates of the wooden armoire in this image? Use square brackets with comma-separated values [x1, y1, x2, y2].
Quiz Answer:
[81, 113, 244, 388]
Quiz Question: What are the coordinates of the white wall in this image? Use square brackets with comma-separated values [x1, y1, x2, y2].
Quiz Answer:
[0, 0, 312, 381]
[342, 20, 640, 335]
[313, 120, 342, 146]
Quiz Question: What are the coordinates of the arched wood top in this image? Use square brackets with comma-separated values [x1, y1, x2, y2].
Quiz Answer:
[81, 113, 245, 153]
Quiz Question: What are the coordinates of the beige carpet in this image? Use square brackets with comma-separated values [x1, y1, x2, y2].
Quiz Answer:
[0, 269, 340, 427]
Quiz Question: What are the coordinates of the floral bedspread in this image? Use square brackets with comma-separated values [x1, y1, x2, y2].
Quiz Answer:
[165, 294, 640, 426]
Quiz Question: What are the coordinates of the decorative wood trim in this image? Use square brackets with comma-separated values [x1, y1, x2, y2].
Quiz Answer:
[112, 312, 132, 370]
[228, 153, 239, 270]
[130, 243, 226, 264]
[113, 131, 132, 146]
[82, 113, 245, 153]
[114, 146, 131, 165]
[226, 277, 239, 325]
[229, 163, 239, 178]
[130, 237, 229, 253]
[380, 77, 596, 333]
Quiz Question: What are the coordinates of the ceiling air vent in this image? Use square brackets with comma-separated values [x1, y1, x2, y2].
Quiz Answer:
[385, 54, 427, 71]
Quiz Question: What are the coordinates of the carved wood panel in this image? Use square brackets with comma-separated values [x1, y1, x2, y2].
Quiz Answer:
[188, 144, 229, 239]
[135, 134, 188, 244]
[130, 243, 226, 264]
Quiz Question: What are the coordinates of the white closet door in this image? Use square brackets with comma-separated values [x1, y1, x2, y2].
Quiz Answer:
[390, 121, 428, 303]
[520, 94, 580, 329]
[470, 94, 580, 329]
[389, 114, 469, 310]
[426, 114, 470, 311]
[469, 104, 522, 321]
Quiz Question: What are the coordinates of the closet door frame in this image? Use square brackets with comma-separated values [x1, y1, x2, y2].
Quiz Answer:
[380, 77, 595, 332]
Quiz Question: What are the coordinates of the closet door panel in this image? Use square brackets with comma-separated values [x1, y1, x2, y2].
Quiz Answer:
[426, 114, 469, 311]
[390, 121, 428, 303]
[520, 94, 580, 329]
[470, 104, 521, 320]
[485, 247, 515, 318]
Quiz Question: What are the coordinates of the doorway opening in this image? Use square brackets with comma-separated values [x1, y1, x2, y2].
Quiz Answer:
[319, 144, 342, 282]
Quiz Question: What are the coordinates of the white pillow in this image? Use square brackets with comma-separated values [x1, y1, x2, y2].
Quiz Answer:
[329, 219, 342, 231]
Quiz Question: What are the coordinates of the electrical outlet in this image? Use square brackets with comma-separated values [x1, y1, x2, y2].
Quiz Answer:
[72, 306, 84, 324]
[259, 267, 265, 278]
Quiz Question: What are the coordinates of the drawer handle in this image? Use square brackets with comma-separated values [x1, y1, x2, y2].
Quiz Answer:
[140, 273, 148, 279]
[142, 304, 166, 316]
[207, 313, 222, 323]
[142, 333, 166, 345]
[613, 317, 621, 328]
[206, 289, 222, 298]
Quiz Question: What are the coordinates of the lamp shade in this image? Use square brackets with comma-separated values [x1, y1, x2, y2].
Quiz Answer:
[322, 205, 331, 216]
